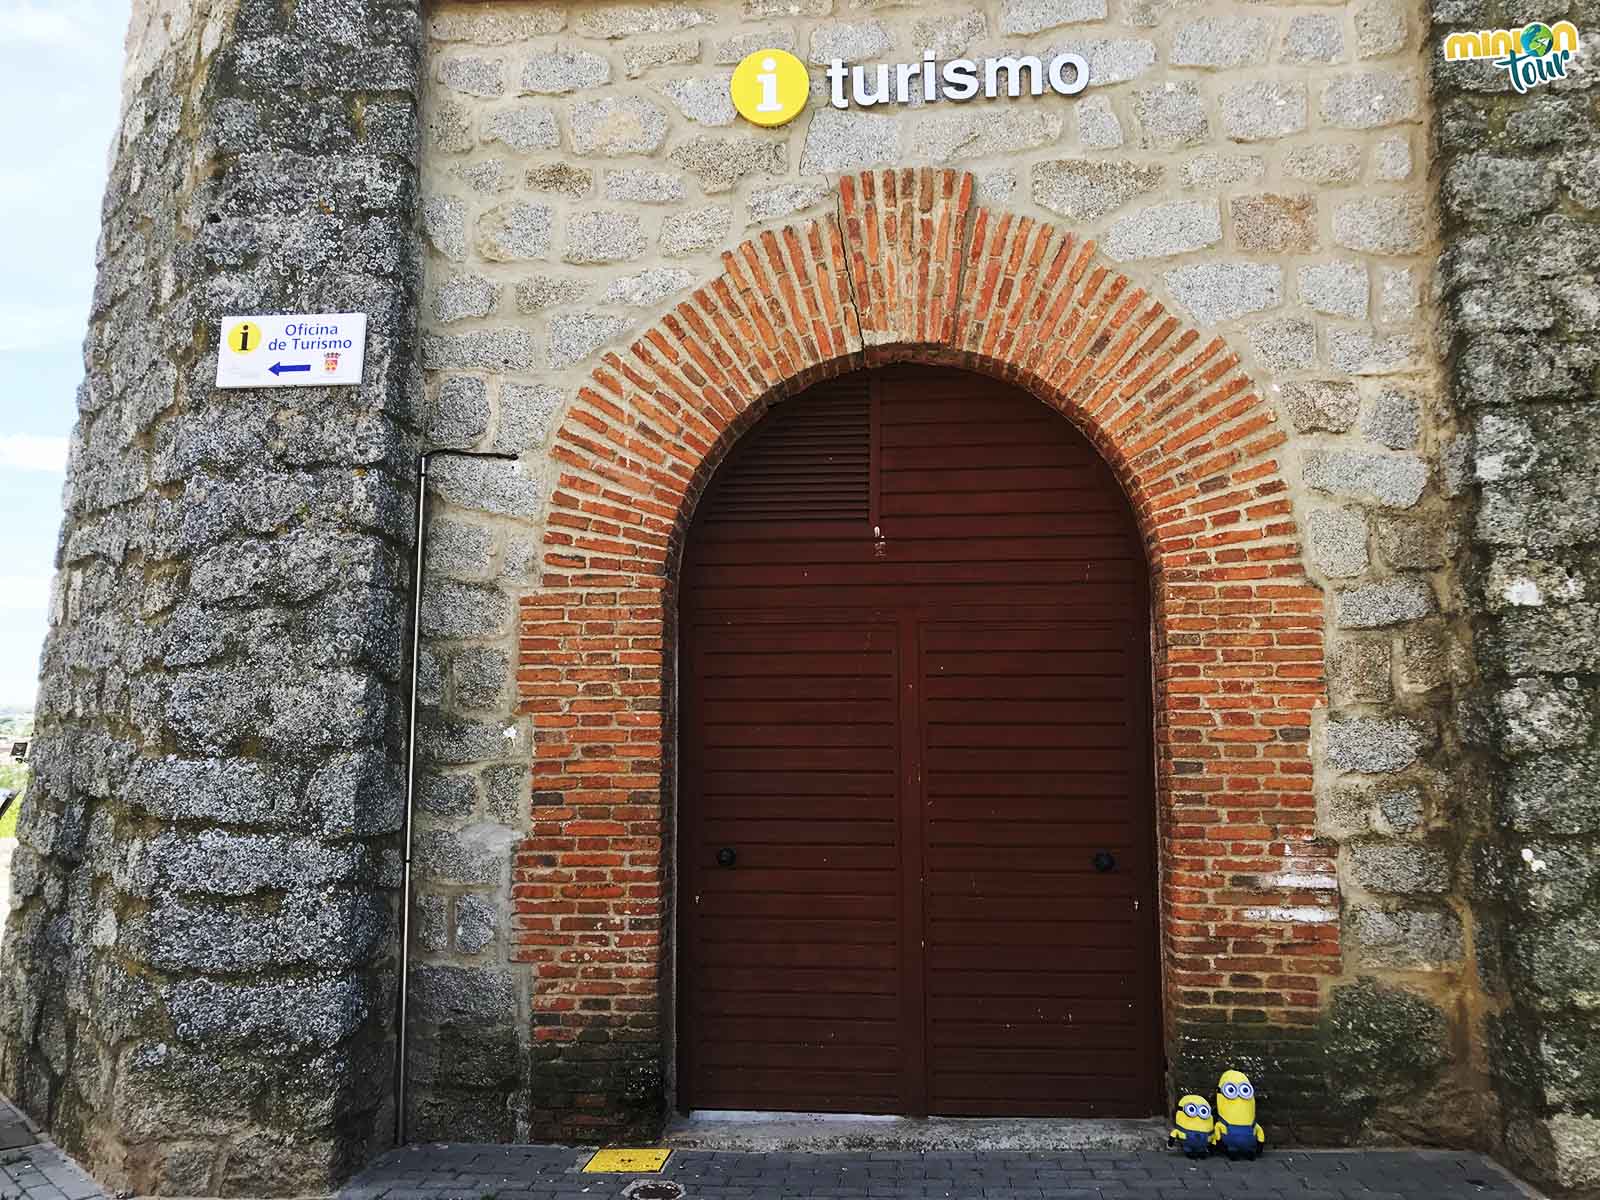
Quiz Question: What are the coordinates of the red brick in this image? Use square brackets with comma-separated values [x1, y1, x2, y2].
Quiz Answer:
[514, 168, 1330, 1138]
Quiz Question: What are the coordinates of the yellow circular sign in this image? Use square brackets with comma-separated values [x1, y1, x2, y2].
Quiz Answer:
[227, 320, 262, 354]
[730, 48, 809, 128]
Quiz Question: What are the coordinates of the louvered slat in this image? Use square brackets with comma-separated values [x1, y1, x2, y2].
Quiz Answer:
[700, 385, 870, 525]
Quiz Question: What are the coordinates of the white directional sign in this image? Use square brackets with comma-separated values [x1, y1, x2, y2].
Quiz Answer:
[216, 312, 367, 389]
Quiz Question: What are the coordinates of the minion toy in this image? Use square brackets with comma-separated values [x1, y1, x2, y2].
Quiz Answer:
[1168, 1095, 1213, 1158]
[1210, 1069, 1266, 1160]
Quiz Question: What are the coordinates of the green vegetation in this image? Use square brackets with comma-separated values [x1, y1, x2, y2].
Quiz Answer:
[0, 708, 34, 837]
[0, 761, 26, 838]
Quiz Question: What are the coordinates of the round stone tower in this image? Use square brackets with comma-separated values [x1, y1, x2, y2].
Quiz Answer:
[0, 0, 427, 1192]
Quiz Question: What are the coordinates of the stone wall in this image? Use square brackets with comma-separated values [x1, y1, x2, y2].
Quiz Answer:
[1432, 1, 1600, 1193]
[0, 0, 426, 1194]
[414, 0, 1486, 1147]
[12, 0, 1583, 1182]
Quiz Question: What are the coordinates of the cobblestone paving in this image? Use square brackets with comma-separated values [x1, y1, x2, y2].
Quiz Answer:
[342, 1145, 1540, 1200]
[0, 1101, 104, 1200]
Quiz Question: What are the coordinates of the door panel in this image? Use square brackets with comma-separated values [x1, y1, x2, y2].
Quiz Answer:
[682, 618, 907, 1113]
[680, 365, 1158, 1117]
[920, 618, 1155, 1117]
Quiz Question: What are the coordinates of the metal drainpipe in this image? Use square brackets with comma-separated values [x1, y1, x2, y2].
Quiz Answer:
[396, 448, 520, 1146]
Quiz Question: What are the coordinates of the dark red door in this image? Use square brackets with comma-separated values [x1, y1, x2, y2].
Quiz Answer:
[680, 366, 1158, 1116]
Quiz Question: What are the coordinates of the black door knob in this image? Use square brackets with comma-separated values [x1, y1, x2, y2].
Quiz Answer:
[1092, 850, 1117, 873]
[716, 847, 737, 868]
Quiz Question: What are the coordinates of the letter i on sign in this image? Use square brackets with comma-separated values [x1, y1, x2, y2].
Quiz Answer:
[758, 57, 781, 112]
[730, 48, 809, 127]
[226, 320, 262, 354]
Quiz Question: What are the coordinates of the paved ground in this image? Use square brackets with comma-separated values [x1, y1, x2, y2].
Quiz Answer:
[0, 1091, 1545, 1200]
[0, 1122, 1547, 1200]
[342, 1145, 1540, 1200]
[0, 1098, 103, 1200]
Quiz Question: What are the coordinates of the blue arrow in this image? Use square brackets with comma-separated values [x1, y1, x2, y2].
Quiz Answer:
[270, 362, 311, 376]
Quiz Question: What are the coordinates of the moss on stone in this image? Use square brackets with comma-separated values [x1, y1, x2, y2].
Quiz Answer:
[1324, 977, 1450, 1110]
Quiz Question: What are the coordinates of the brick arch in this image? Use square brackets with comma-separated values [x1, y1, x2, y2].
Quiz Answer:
[516, 168, 1334, 1139]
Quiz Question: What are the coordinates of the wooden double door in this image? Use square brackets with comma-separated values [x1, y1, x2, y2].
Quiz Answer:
[678, 366, 1160, 1117]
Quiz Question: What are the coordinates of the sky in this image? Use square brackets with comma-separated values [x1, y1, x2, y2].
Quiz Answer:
[0, 2, 127, 707]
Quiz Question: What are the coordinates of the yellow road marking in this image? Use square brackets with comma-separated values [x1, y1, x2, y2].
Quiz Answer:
[582, 1148, 671, 1173]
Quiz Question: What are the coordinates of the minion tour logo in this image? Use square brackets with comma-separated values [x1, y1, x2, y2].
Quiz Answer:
[1444, 20, 1580, 93]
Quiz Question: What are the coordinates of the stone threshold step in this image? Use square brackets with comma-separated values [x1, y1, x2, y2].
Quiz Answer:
[662, 1112, 1168, 1153]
